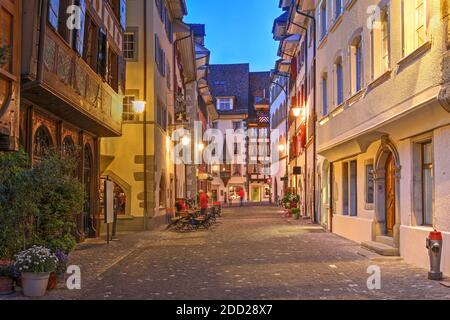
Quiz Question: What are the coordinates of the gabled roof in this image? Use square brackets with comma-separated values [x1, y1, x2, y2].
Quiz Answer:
[208, 64, 250, 115]
[248, 72, 271, 121]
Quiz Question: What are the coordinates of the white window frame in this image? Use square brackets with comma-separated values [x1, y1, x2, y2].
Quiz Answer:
[402, 0, 428, 57]
[216, 97, 234, 111]
[371, 4, 390, 79]
[124, 28, 138, 61]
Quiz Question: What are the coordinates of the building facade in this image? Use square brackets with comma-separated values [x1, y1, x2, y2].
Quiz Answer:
[269, 73, 288, 204]
[299, 0, 450, 275]
[272, 0, 318, 222]
[0, 0, 21, 151]
[100, 0, 215, 231]
[20, 0, 126, 241]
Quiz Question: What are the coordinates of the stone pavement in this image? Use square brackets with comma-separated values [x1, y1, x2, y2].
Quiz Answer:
[4, 206, 450, 300]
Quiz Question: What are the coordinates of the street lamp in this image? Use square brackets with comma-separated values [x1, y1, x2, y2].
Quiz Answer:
[197, 143, 205, 151]
[132, 100, 146, 113]
[182, 135, 191, 146]
[292, 107, 302, 118]
[278, 143, 285, 152]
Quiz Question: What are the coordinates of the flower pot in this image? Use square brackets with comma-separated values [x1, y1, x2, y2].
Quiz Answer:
[0, 276, 14, 295]
[21, 272, 50, 297]
[47, 272, 58, 290]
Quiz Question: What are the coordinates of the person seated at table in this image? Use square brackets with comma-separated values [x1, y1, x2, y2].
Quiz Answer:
[199, 190, 209, 216]
[175, 199, 186, 213]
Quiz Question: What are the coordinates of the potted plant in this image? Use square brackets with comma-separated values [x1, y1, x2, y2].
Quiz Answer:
[0, 261, 14, 295]
[47, 249, 69, 290]
[14, 246, 58, 297]
[292, 208, 301, 220]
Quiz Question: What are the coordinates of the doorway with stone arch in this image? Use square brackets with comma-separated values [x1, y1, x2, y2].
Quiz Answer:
[373, 137, 401, 247]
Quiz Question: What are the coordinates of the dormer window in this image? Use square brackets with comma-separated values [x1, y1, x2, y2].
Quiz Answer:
[217, 97, 234, 111]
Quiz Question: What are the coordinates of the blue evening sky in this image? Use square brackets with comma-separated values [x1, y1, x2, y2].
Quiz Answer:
[184, 0, 281, 72]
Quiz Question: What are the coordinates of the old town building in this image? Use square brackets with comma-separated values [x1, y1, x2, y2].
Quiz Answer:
[297, 0, 450, 274]
[272, 0, 318, 222]
[208, 64, 272, 204]
[0, 0, 21, 151]
[20, 0, 126, 241]
[100, 0, 215, 232]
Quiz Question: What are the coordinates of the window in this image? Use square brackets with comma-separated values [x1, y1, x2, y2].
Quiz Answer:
[372, 6, 389, 78]
[321, 73, 328, 116]
[124, 30, 137, 60]
[320, 0, 328, 40]
[154, 34, 165, 76]
[48, 0, 60, 30]
[334, 0, 342, 19]
[73, 0, 87, 56]
[343, 160, 357, 216]
[211, 122, 218, 129]
[421, 141, 433, 225]
[97, 28, 107, 78]
[365, 163, 374, 204]
[122, 95, 137, 121]
[335, 58, 344, 105]
[233, 121, 241, 131]
[34, 126, 53, 160]
[0, 6, 13, 110]
[166, 60, 171, 89]
[216, 98, 233, 111]
[156, 100, 167, 131]
[350, 36, 363, 94]
[403, 0, 427, 56]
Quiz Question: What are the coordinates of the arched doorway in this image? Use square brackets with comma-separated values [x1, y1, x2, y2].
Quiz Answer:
[33, 125, 53, 161]
[374, 137, 400, 246]
[321, 160, 330, 228]
[62, 136, 75, 155]
[83, 144, 95, 238]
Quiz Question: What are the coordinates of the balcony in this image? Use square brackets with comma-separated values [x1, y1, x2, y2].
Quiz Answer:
[21, 26, 123, 137]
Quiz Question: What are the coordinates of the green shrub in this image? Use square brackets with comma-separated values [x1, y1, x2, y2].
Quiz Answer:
[0, 149, 83, 259]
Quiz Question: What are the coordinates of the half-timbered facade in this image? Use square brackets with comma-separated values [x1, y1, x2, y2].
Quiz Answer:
[20, 0, 126, 241]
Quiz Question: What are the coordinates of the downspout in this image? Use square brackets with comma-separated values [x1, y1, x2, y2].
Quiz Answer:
[295, 4, 317, 223]
[143, 0, 148, 230]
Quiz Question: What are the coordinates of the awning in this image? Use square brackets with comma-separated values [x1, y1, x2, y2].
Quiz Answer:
[272, 11, 288, 40]
[275, 59, 291, 74]
[173, 20, 191, 35]
[278, 34, 300, 59]
[176, 34, 196, 83]
[166, 0, 188, 19]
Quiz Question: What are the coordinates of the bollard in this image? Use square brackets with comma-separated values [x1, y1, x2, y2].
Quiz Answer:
[426, 230, 443, 281]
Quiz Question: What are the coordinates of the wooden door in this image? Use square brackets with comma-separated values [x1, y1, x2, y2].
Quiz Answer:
[385, 153, 396, 236]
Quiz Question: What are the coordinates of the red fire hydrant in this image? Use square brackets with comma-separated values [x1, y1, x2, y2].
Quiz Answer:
[426, 230, 443, 281]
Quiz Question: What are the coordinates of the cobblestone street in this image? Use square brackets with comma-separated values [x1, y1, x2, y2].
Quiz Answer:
[7, 206, 450, 300]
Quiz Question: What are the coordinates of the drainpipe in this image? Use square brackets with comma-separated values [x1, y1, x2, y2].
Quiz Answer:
[295, 4, 317, 223]
[143, 0, 148, 230]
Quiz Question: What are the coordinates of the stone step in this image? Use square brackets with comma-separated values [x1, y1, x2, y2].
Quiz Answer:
[361, 241, 400, 256]
[376, 236, 395, 247]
